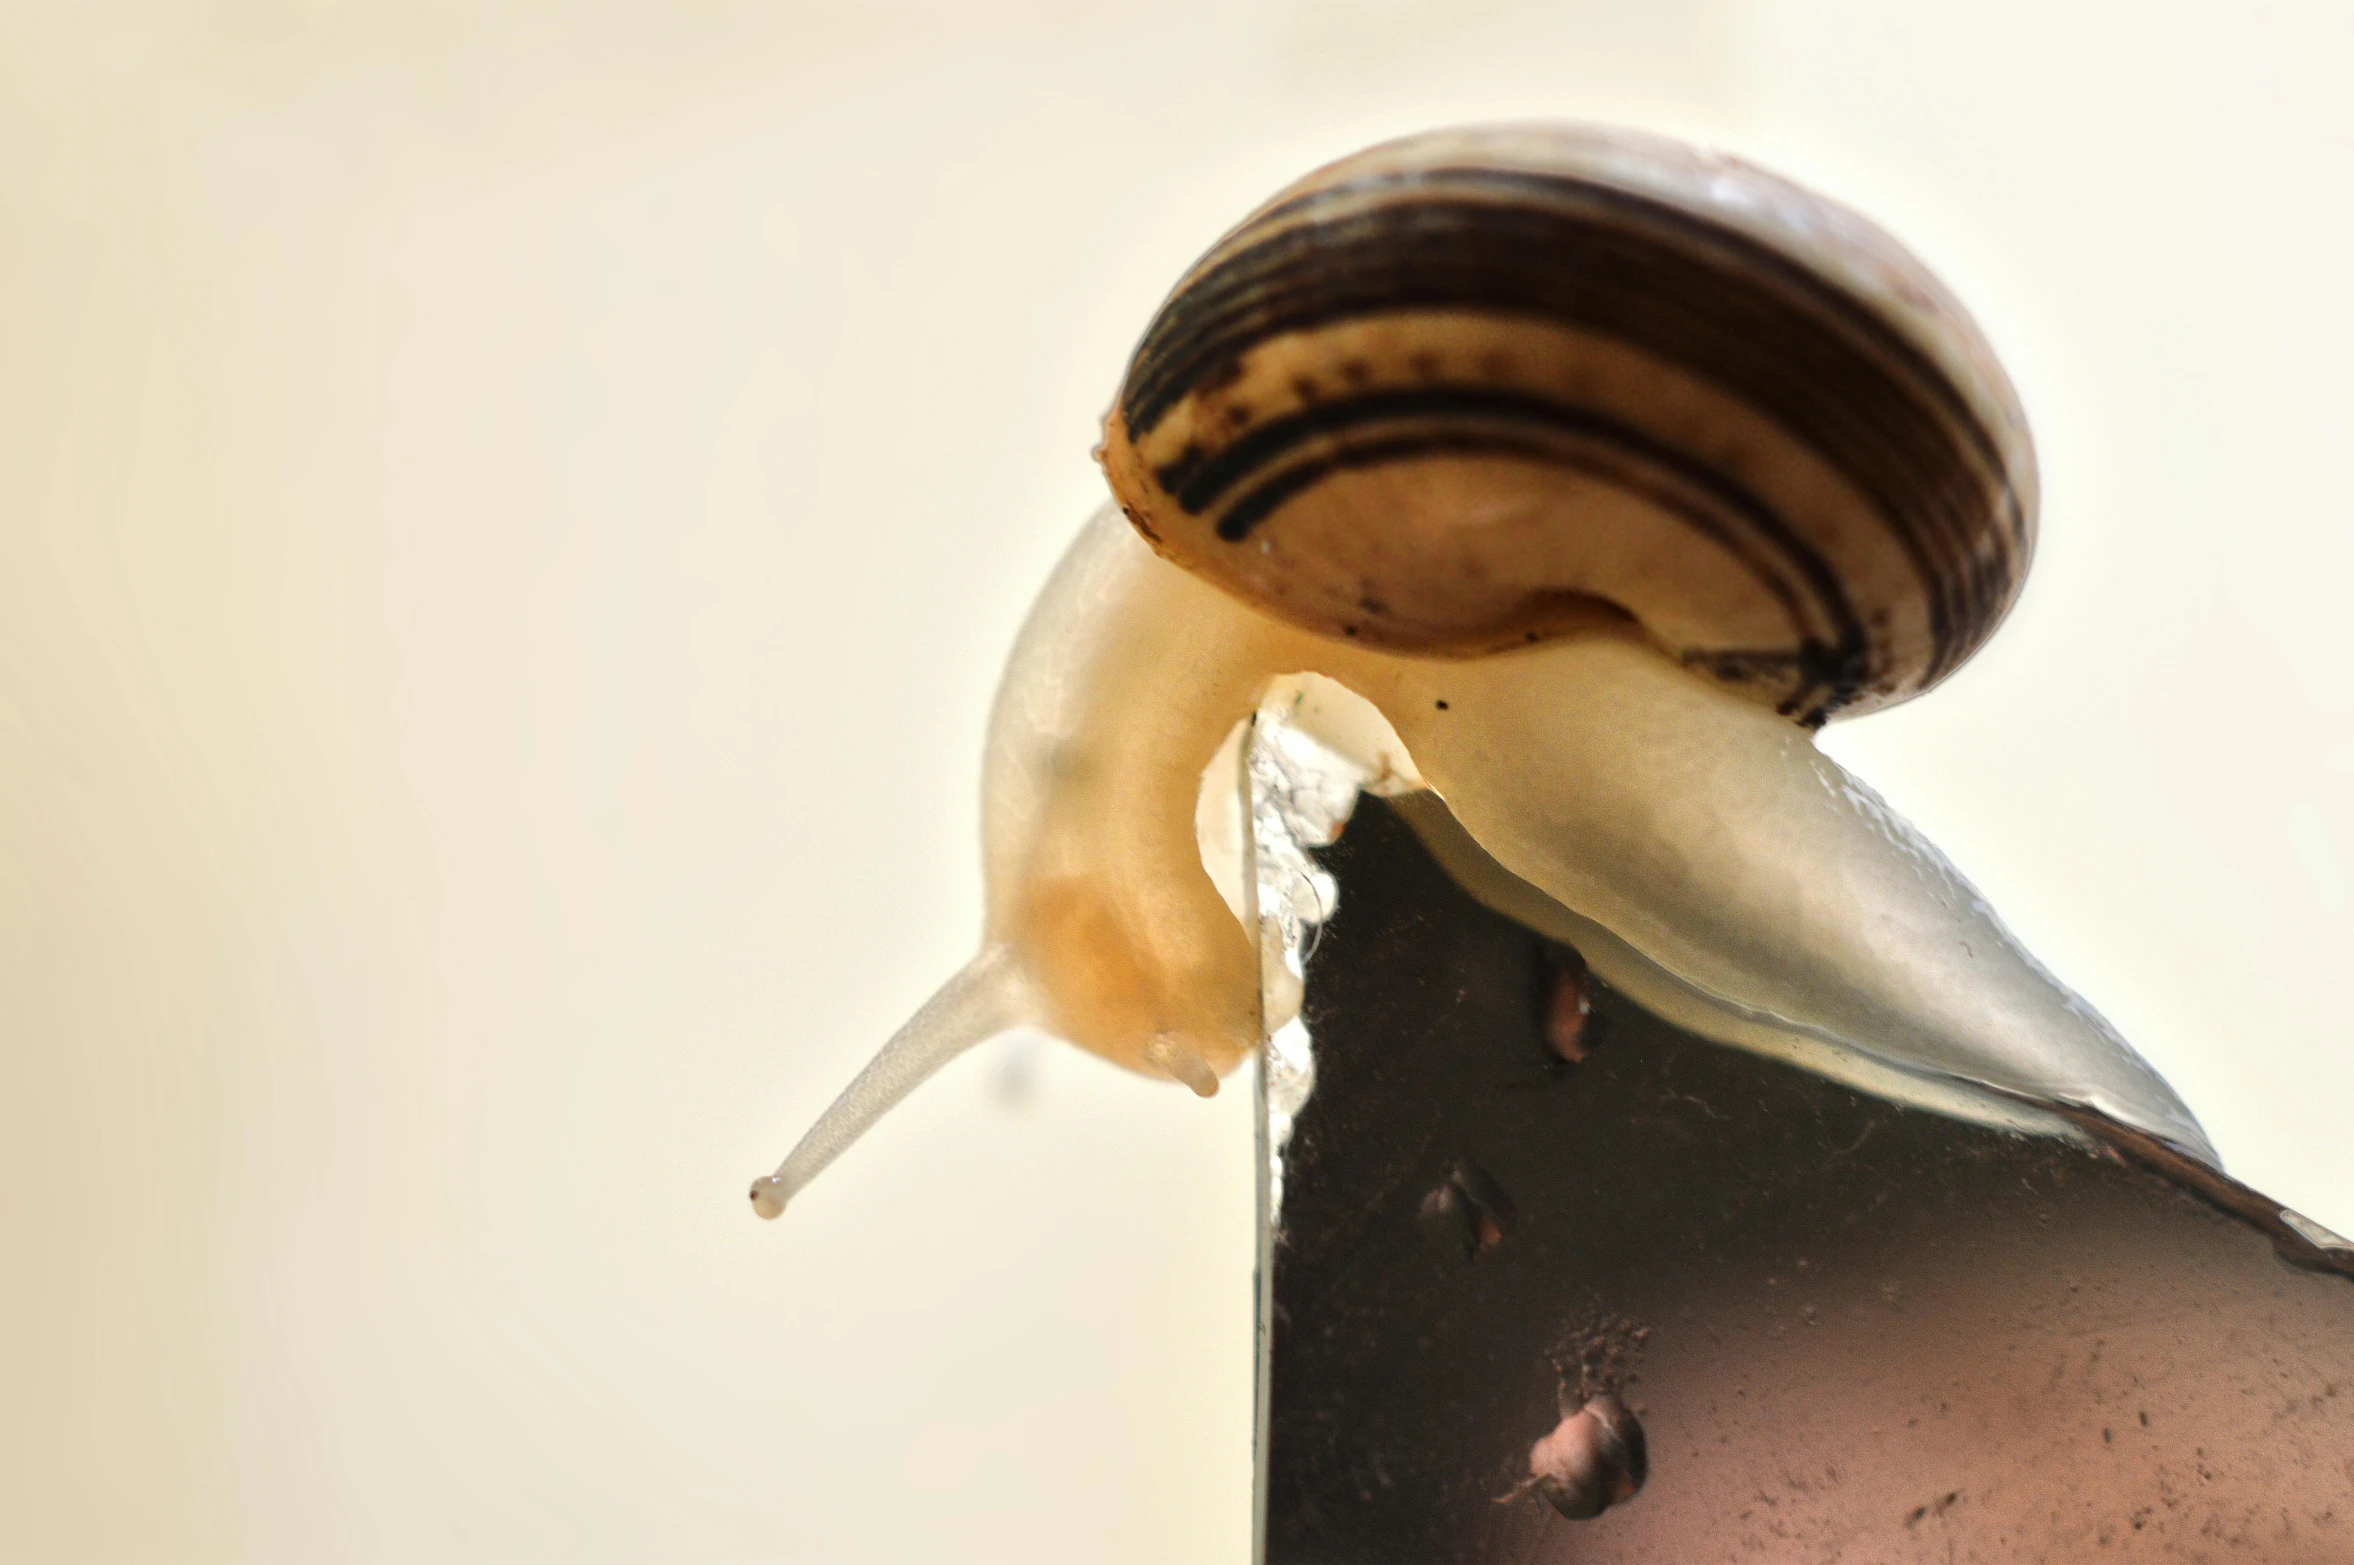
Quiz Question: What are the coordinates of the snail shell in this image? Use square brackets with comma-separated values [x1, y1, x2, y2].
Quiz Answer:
[1102, 125, 2035, 726]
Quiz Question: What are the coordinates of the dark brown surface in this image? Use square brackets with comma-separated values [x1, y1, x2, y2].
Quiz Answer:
[1260, 797, 2354, 1564]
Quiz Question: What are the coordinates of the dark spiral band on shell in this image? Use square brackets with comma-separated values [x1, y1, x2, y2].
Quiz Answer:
[1101, 128, 2037, 725]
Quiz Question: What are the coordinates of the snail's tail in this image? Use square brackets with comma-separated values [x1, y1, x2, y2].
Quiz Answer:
[749, 945, 1032, 1219]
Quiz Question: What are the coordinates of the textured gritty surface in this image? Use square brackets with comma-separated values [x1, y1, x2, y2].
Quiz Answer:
[1263, 799, 2354, 1563]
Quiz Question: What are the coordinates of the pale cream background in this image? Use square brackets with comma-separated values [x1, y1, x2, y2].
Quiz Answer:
[2, 3, 2348, 1560]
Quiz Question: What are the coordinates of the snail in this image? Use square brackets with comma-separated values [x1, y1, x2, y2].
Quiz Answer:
[1515, 1393, 1648, 1521]
[749, 124, 2212, 1222]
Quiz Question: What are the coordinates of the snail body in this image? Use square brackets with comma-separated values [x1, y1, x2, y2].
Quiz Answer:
[751, 126, 2209, 1220]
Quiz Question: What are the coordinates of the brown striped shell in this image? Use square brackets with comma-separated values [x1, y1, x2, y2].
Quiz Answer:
[1099, 125, 2037, 725]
